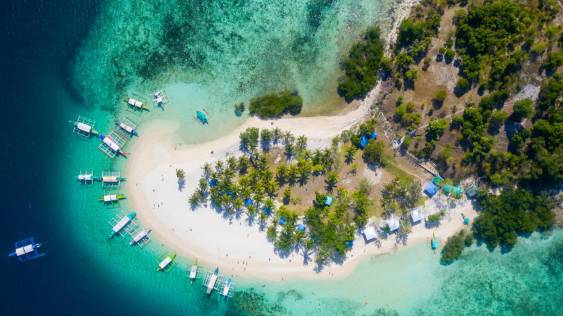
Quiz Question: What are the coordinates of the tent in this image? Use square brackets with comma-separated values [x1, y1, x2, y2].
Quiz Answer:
[465, 186, 478, 198]
[262, 206, 272, 215]
[424, 182, 439, 197]
[359, 135, 368, 149]
[369, 131, 378, 140]
[278, 217, 286, 225]
[362, 226, 378, 242]
[244, 198, 254, 207]
[297, 224, 306, 232]
[410, 208, 422, 223]
[386, 217, 400, 232]
[325, 196, 333, 206]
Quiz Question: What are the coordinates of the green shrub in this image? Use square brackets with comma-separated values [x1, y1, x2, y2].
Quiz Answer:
[511, 99, 533, 121]
[249, 90, 303, 119]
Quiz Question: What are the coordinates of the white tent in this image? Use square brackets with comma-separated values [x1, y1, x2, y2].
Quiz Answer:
[363, 226, 378, 242]
[386, 217, 400, 232]
[411, 208, 422, 223]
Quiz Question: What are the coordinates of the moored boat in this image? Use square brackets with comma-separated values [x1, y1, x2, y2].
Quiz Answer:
[157, 253, 176, 272]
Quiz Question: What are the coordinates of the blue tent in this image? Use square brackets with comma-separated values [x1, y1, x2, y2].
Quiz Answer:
[262, 206, 272, 215]
[244, 198, 254, 207]
[424, 182, 439, 197]
[464, 217, 471, 225]
[209, 179, 218, 187]
[369, 131, 378, 140]
[346, 240, 354, 249]
[297, 224, 306, 232]
[359, 135, 368, 149]
[325, 196, 333, 206]
[278, 217, 286, 225]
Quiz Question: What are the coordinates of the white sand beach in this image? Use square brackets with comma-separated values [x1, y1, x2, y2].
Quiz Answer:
[122, 0, 479, 281]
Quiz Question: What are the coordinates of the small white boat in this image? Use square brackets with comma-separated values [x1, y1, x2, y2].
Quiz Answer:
[127, 98, 144, 109]
[157, 254, 176, 272]
[118, 122, 137, 136]
[222, 277, 232, 297]
[130, 229, 151, 246]
[77, 173, 94, 183]
[189, 264, 198, 282]
[111, 212, 136, 236]
[207, 268, 219, 294]
[153, 91, 165, 105]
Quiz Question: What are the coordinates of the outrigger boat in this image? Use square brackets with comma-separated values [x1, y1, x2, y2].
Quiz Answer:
[431, 232, 440, 250]
[99, 193, 126, 203]
[126, 97, 149, 111]
[130, 229, 151, 246]
[189, 261, 198, 283]
[101, 173, 125, 186]
[77, 171, 94, 183]
[196, 110, 209, 124]
[111, 212, 136, 237]
[153, 91, 166, 107]
[221, 277, 232, 298]
[118, 121, 138, 136]
[71, 115, 98, 137]
[8, 237, 45, 262]
[206, 268, 219, 294]
[99, 133, 128, 158]
[157, 253, 176, 272]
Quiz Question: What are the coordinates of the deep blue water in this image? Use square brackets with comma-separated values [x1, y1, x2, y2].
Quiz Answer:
[0, 1, 151, 314]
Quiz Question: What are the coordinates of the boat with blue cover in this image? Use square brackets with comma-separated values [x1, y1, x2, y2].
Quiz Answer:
[196, 111, 209, 124]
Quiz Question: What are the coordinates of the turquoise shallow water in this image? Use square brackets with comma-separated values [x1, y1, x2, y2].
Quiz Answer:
[4, 0, 560, 314]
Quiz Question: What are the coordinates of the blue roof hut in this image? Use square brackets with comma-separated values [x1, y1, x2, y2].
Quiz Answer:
[424, 182, 439, 197]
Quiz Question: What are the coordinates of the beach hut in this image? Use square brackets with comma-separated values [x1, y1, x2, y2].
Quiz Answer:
[297, 224, 306, 232]
[359, 135, 368, 149]
[432, 176, 444, 186]
[369, 131, 378, 140]
[278, 217, 286, 225]
[385, 217, 400, 233]
[410, 208, 422, 224]
[424, 182, 439, 197]
[362, 226, 378, 242]
[244, 198, 254, 207]
[324, 196, 333, 206]
[443, 184, 453, 195]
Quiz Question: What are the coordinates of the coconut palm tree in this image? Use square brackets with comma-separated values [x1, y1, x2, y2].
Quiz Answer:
[344, 145, 357, 164]
[325, 171, 339, 192]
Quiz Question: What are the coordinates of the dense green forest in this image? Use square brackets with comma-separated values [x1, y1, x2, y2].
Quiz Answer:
[335, 0, 561, 263]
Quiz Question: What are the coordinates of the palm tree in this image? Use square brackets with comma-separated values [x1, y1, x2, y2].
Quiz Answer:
[272, 128, 282, 145]
[325, 171, 339, 192]
[296, 135, 307, 153]
[344, 145, 357, 164]
[202, 163, 212, 179]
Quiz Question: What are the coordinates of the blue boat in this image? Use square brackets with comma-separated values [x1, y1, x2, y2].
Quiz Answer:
[196, 111, 208, 124]
[8, 237, 45, 262]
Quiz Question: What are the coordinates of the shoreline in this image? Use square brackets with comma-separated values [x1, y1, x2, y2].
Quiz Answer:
[119, 0, 478, 281]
